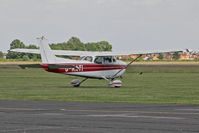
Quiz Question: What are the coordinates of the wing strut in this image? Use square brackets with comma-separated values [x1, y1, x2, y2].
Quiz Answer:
[74, 78, 89, 87]
[111, 54, 142, 80]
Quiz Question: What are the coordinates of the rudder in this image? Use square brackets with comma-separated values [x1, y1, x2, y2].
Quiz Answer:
[37, 36, 57, 64]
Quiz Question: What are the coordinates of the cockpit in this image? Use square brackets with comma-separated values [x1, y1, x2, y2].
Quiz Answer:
[79, 56, 117, 64]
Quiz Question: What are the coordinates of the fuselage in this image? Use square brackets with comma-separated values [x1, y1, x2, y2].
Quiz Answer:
[41, 56, 127, 79]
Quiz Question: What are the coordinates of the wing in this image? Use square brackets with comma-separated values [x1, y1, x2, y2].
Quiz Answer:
[10, 48, 184, 56]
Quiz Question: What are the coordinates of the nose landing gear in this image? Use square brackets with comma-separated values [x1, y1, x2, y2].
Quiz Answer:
[108, 80, 122, 88]
[102, 76, 122, 88]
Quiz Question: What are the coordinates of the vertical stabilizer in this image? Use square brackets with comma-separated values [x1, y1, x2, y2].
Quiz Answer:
[37, 36, 57, 64]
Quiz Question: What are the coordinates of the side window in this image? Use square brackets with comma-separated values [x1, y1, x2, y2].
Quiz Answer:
[84, 56, 93, 62]
[94, 57, 103, 64]
[79, 56, 85, 60]
[113, 57, 116, 62]
[94, 56, 115, 64]
[103, 57, 112, 64]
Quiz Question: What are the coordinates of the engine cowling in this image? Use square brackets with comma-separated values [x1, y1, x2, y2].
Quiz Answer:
[109, 80, 122, 88]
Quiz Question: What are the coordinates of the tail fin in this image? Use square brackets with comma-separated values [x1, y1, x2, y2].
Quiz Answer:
[37, 36, 57, 64]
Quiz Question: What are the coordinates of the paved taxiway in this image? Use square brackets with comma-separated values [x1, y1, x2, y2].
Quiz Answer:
[0, 101, 199, 133]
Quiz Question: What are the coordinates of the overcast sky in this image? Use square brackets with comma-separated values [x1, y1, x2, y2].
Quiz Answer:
[0, 0, 199, 52]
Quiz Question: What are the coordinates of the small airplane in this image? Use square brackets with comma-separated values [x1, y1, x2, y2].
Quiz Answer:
[11, 36, 183, 87]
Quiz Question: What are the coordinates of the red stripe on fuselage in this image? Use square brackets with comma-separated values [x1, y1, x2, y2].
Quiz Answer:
[42, 63, 126, 73]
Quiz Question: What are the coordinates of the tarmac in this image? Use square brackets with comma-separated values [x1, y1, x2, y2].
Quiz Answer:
[0, 100, 199, 133]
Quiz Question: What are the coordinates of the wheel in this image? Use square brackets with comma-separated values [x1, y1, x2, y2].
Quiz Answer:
[73, 84, 80, 87]
[71, 79, 81, 87]
[108, 80, 122, 88]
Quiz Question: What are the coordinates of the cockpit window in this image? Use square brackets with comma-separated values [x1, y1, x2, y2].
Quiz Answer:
[79, 56, 85, 60]
[113, 57, 116, 62]
[103, 56, 112, 64]
[94, 56, 103, 64]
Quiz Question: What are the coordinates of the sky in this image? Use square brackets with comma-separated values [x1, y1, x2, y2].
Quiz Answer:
[0, 0, 199, 53]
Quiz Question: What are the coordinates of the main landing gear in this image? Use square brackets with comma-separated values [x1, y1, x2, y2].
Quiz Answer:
[71, 78, 122, 88]
[71, 78, 88, 87]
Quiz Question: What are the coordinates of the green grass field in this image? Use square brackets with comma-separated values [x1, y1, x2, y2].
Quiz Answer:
[0, 64, 199, 104]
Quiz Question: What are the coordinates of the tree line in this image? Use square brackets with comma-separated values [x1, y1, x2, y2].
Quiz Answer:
[6, 37, 112, 60]
[0, 51, 3, 59]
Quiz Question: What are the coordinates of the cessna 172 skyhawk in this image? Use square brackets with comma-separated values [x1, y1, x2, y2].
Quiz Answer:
[11, 36, 183, 87]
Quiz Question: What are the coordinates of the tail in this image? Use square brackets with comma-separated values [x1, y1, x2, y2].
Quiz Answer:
[37, 36, 57, 64]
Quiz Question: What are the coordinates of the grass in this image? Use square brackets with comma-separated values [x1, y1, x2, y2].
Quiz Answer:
[0, 65, 199, 104]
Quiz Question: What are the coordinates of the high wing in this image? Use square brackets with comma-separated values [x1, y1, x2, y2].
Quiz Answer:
[10, 48, 184, 56]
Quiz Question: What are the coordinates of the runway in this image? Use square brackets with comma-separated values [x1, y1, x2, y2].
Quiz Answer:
[0, 101, 199, 133]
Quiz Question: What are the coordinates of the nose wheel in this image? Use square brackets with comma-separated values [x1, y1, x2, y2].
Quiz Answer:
[102, 76, 122, 88]
[108, 80, 122, 88]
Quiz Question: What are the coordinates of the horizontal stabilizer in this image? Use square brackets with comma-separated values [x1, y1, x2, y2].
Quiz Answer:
[48, 64, 77, 70]
[19, 64, 42, 69]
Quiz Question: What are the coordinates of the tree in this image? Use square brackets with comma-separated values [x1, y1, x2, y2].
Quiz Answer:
[27, 44, 38, 49]
[26, 44, 40, 60]
[22, 55, 30, 61]
[85, 41, 112, 51]
[158, 53, 164, 60]
[85, 43, 97, 51]
[49, 37, 112, 51]
[6, 37, 112, 60]
[138, 56, 143, 61]
[173, 52, 180, 60]
[7, 39, 26, 59]
[98, 41, 112, 51]
[50, 43, 63, 50]
[10, 39, 25, 49]
[66, 37, 85, 51]
[0, 51, 3, 59]
[7, 40, 40, 60]
[6, 51, 23, 59]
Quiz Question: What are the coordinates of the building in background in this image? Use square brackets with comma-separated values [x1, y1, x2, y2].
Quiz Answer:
[2, 53, 7, 59]
[120, 50, 199, 61]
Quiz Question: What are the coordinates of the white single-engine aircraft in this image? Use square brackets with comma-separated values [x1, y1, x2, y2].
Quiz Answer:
[11, 36, 183, 87]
